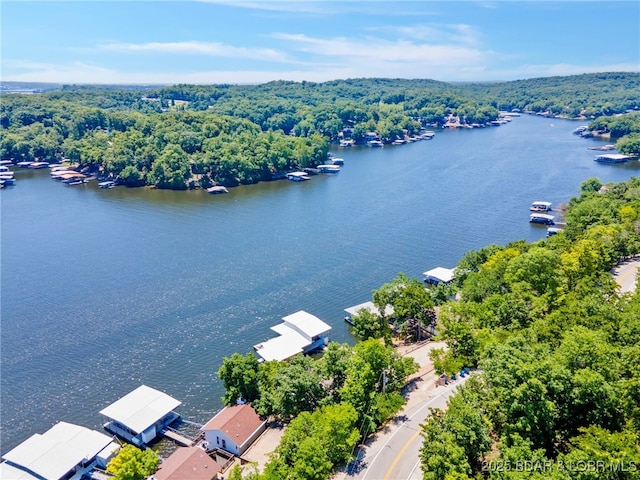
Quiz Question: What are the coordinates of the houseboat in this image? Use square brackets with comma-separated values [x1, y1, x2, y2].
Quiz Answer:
[99, 180, 117, 189]
[17, 161, 34, 168]
[286, 171, 310, 182]
[546, 227, 563, 237]
[530, 213, 555, 225]
[317, 164, 340, 173]
[339, 139, 354, 147]
[367, 140, 384, 147]
[330, 157, 344, 166]
[530, 201, 552, 212]
[254, 310, 331, 362]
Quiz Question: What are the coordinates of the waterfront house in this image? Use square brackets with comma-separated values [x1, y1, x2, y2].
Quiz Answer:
[100, 384, 181, 448]
[344, 301, 395, 325]
[253, 310, 331, 362]
[0, 421, 119, 480]
[150, 446, 221, 480]
[423, 267, 456, 285]
[201, 404, 266, 456]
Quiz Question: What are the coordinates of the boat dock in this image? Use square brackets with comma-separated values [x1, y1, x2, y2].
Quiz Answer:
[161, 426, 196, 447]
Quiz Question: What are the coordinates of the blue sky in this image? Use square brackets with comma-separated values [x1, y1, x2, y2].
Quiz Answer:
[1, 1, 638, 85]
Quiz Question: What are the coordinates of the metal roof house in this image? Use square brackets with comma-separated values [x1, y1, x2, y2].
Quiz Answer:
[423, 267, 456, 285]
[100, 385, 181, 448]
[253, 310, 331, 362]
[201, 404, 267, 456]
[0, 421, 118, 480]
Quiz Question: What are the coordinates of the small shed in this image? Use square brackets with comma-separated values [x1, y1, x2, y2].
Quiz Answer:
[201, 404, 267, 456]
[150, 447, 221, 480]
[423, 267, 456, 285]
[1, 421, 114, 480]
[100, 385, 181, 447]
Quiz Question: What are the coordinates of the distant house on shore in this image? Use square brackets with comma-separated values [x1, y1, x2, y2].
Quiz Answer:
[201, 404, 266, 456]
[150, 446, 221, 480]
[0, 421, 119, 480]
[100, 384, 181, 448]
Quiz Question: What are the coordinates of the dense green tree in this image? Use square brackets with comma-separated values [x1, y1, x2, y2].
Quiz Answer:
[106, 445, 159, 480]
[218, 352, 261, 405]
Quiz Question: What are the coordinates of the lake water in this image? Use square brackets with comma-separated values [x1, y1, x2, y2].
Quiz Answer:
[2, 114, 639, 453]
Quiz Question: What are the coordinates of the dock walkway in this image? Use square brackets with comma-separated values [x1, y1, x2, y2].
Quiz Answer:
[161, 427, 195, 447]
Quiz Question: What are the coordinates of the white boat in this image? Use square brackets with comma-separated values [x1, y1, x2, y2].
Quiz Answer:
[317, 164, 340, 173]
[207, 185, 228, 194]
[530, 213, 555, 225]
[99, 181, 117, 189]
[17, 161, 34, 168]
[546, 227, 562, 237]
[595, 154, 631, 163]
[0, 160, 13, 166]
[367, 140, 384, 147]
[330, 157, 344, 166]
[339, 139, 354, 147]
[530, 201, 552, 212]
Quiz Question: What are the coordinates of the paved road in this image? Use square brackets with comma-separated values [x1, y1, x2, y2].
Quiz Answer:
[612, 258, 640, 293]
[342, 375, 470, 480]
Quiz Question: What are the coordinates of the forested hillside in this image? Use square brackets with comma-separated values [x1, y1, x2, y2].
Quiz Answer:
[1, 73, 639, 189]
[421, 176, 640, 479]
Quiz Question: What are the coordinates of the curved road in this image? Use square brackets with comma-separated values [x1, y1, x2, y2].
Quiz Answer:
[612, 258, 640, 294]
[343, 375, 470, 480]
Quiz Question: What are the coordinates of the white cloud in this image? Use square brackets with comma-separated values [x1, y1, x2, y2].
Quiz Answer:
[195, 0, 333, 15]
[99, 41, 292, 63]
[368, 23, 480, 47]
[271, 32, 490, 67]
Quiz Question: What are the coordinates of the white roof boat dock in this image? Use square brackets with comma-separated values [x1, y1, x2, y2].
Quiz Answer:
[100, 384, 181, 448]
[423, 267, 456, 285]
[530, 213, 555, 225]
[254, 310, 331, 362]
[344, 301, 395, 325]
[595, 153, 632, 163]
[530, 201, 552, 212]
[285, 171, 310, 182]
[317, 164, 341, 173]
[1, 421, 118, 480]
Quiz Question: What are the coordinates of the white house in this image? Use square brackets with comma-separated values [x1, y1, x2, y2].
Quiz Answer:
[201, 404, 267, 456]
[253, 310, 331, 362]
[0, 421, 118, 480]
[100, 384, 181, 447]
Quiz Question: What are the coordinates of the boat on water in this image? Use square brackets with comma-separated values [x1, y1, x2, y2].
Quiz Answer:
[367, 140, 384, 147]
[339, 139, 354, 147]
[0, 160, 13, 166]
[530, 201, 552, 212]
[317, 164, 340, 173]
[330, 157, 344, 166]
[207, 185, 228, 194]
[17, 161, 34, 168]
[588, 144, 616, 151]
[530, 213, 555, 225]
[99, 181, 117, 189]
[391, 139, 406, 145]
[546, 227, 563, 237]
